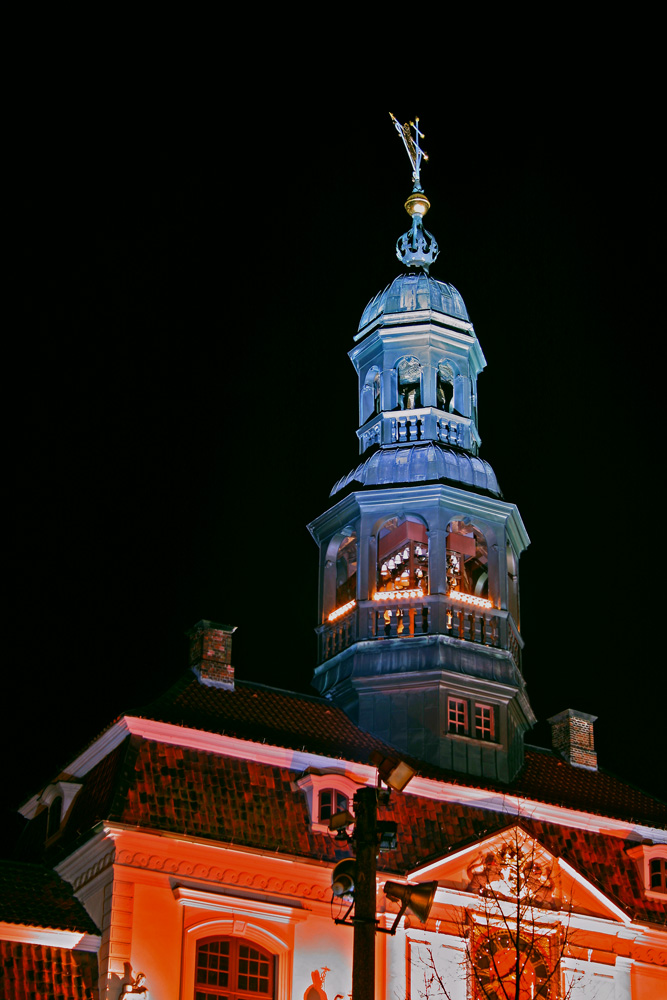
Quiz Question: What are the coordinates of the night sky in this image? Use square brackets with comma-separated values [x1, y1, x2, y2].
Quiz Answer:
[4, 97, 664, 853]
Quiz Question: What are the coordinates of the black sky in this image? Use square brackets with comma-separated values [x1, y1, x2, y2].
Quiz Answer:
[3, 95, 664, 852]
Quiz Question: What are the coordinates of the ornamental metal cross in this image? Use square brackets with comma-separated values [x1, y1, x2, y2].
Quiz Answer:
[389, 113, 429, 186]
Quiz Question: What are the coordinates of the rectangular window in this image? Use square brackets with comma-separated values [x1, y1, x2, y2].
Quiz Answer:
[448, 698, 467, 735]
[474, 704, 494, 741]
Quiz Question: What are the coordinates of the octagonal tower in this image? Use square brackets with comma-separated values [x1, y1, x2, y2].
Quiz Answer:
[308, 125, 535, 783]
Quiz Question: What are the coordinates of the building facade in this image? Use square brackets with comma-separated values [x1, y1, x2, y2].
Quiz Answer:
[1, 130, 665, 999]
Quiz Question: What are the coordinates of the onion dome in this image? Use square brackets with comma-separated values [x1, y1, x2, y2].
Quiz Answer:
[358, 272, 470, 336]
[330, 442, 501, 498]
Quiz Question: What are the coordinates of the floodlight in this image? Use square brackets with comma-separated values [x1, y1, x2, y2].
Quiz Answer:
[329, 809, 355, 832]
[370, 750, 415, 792]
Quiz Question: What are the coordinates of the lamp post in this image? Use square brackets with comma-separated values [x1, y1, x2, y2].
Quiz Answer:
[351, 785, 378, 1000]
[330, 754, 437, 1000]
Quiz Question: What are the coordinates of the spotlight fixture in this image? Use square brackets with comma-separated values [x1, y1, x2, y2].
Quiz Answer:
[369, 750, 415, 792]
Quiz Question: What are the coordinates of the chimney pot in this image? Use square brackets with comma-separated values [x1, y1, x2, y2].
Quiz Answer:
[187, 620, 237, 690]
[547, 708, 597, 770]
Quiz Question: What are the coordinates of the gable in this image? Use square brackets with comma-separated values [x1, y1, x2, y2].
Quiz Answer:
[409, 824, 631, 924]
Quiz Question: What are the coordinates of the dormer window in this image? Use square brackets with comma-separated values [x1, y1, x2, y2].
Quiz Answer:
[627, 843, 667, 899]
[38, 780, 82, 842]
[296, 770, 362, 833]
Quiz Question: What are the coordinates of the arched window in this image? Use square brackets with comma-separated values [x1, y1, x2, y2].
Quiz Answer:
[318, 788, 349, 823]
[437, 361, 455, 412]
[446, 520, 488, 598]
[335, 533, 357, 606]
[196, 937, 274, 1000]
[361, 366, 381, 423]
[377, 515, 428, 595]
[397, 357, 421, 410]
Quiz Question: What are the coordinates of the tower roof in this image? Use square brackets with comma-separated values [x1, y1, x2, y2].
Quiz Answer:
[330, 442, 501, 497]
[357, 272, 470, 339]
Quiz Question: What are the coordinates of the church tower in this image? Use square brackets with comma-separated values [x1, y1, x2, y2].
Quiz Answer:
[308, 118, 535, 783]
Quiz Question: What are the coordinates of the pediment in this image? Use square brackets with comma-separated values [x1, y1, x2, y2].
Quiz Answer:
[409, 823, 630, 924]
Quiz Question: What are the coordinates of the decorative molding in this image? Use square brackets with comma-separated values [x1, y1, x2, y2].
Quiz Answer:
[173, 887, 307, 924]
[115, 849, 329, 901]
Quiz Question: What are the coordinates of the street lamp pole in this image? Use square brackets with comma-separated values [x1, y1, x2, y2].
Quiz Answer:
[351, 785, 378, 1000]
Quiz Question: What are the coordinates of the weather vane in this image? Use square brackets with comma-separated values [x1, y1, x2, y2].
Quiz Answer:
[389, 114, 429, 188]
[389, 114, 439, 272]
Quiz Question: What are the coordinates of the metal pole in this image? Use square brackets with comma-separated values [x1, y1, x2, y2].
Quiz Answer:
[352, 785, 378, 1000]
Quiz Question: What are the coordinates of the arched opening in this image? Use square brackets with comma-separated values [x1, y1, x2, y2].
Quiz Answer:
[446, 520, 488, 599]
[335, 533, 357, 606]
[437, 361, 455, 412]
[377, 515, 428, 595]
[397, 357, 421, 410]
[195, 937, 274, 1000]
[361, 366, 382, 423]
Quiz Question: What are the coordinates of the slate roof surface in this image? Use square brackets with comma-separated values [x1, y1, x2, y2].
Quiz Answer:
[137, 677, 667, 827]
[0, 941, 98, 1000]
[0, 861, 99, 934]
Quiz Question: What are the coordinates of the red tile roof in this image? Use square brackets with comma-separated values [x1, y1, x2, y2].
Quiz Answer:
[137, 677, 666, 827]
[0, 861, 99, 935]
[0, 941, 98, 1000]
[140, 677, 398, 764]
[86, 739, 663, 927]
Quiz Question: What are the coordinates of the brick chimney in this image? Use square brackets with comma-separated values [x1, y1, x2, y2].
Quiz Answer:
[187, 620, 237, 690]
[547, 708, 597, 770]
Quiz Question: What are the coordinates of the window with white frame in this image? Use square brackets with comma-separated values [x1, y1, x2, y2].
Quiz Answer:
[296, 770, 360, 832]
[195, 937, 274, 1000]
[626, 843, 667, 899]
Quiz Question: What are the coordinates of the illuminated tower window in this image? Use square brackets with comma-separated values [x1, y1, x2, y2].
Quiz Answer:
[335, 533, 357, 606]
[377, 516, 428, 595]
[446, 520, 488, 599]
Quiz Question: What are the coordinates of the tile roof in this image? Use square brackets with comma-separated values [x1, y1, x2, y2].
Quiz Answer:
[137, 677, 667, 827]
[0, 861, 99, 935]
[96, 739, 664, 927]
[0, 941, 98, 1000]
[139, 676, 398, 764]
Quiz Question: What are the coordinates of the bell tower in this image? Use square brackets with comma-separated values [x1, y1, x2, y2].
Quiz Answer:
[308, 117, 535, 783]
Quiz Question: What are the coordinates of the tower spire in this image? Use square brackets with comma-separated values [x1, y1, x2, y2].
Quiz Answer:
[389, 113, 439, 272]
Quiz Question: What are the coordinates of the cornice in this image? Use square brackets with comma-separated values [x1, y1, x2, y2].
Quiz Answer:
[34, 715, 666, 850]
[0, 921, 101, 951]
